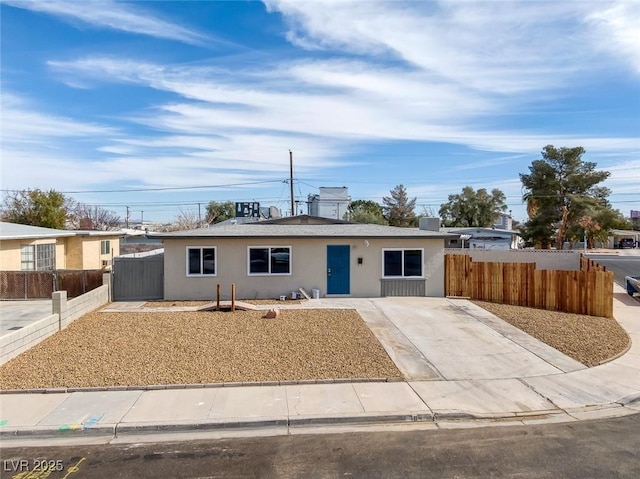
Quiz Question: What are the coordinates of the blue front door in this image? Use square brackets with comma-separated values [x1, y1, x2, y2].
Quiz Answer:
[327, 245, 350, 295]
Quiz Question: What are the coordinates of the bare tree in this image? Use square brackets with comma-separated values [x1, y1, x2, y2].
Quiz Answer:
[170, 209, 201, 231]
[70, 204, 121, 230]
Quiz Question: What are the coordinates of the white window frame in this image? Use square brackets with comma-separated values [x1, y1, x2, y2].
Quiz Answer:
[100, 240, 111, 255]
[381, 248, 424, 278]
[247, 246, 292, 276]
[186, 246, 217, 277]
[21, 243, 56, 271]
[21, 244, 35, 271]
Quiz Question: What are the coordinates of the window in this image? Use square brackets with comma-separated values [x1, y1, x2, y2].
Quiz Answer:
[21, 245, 35, 271]
[101, 240, 111, 255]
[248, 246, 291, 275]
[383, 249, 423, 277]
[186, 247, 216, 276]
[21, 243, 56, 271]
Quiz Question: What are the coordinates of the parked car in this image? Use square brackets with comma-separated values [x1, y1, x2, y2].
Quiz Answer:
[618, 238, 635, 249]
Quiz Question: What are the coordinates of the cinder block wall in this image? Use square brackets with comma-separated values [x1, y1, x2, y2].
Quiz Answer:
[444, 249, 581, 271]
[0, 281, 110, 366]
[0, 314, 59, 365]
[59, 285, 109, 329]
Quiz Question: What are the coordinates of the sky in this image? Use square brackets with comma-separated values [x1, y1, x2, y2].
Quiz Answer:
[1, 0, 639, 225]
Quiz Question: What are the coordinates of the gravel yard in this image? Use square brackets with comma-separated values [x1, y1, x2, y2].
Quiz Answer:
[0, 308, 401, 390]
[0, 298, 631, 390]
[472, 301, 631, 367]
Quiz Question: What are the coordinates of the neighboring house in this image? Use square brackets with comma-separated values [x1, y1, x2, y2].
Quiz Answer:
[442, 227, 522, 250]
[608, 229, 640, 249]
[307, 187, 351, 220]
[0, 222, 121, 271]
[147, 216, 457, 300]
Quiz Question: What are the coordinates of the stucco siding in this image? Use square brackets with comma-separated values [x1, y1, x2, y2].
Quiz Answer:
[163, 237, 445, 300]
[65, 236, 84, 269]
[0, 238, 66, 270]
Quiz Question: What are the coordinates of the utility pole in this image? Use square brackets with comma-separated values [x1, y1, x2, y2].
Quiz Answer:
[141, 210, 144, 226]
[198, 203, 202, 227]
[125, 206, 130, 229]
[289, 150, 295, 216]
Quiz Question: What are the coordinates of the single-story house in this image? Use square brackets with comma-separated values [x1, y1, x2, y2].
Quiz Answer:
[0, 222, 121, 271]
[442, 227, 522, 250]
[608, 229, 640, 249]
[147, 216, 458, 300]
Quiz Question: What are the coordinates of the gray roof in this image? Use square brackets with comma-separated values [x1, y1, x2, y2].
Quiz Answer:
[148, 223, 458, 240]
[0, 222, 76, 240]
[441, 226, 521, 236]
[0, 222, 122, 240]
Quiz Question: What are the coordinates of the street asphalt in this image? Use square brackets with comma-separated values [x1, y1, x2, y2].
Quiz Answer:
[1, 280, 638, 447]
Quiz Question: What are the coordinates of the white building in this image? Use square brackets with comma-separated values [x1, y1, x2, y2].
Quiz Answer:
[307, 187, 351, 220]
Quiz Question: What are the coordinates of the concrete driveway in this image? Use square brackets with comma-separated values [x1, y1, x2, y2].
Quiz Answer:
[0, 300, 52, 336]
[284, 297, 586, 381]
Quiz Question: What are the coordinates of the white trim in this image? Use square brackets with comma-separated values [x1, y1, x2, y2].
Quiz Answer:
[247, 245, 292, 276]
[381, 248, 425, 278]
[185, 246, 217, 277]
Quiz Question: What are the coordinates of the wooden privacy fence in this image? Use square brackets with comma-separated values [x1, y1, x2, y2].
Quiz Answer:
[445, 254, 614, 318]
[0, 270, 105, 300]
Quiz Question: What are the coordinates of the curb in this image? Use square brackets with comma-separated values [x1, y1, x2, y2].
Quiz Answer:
[1, 404, 638, 441]
[0, 377, 404, 395]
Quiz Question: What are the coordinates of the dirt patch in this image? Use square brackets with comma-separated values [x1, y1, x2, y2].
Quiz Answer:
[0, 309, 401, 390]
[472, 301, 630, 367]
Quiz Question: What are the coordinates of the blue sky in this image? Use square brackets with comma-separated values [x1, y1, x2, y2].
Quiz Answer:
[1, 0, 639, 224]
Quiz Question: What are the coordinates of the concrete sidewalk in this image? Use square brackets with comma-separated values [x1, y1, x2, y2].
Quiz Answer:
[1, 287, 638, 445]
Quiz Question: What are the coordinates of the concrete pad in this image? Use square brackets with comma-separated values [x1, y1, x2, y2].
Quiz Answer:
[100, 302, 145, 312]
[357, 308, 442, 380]
[0, 393, 69, 427]
[352, 382, 430, 413]
[39, 391, 142, 428]
[566, 405, 637, 421]
[0, 300, 52, 336]
[410, 379, 556, 416]
[371, 298, 565, 381]
[121, 388, 217, 422]
[522, 371, 638, 409]
[208, 386, 287, 419]
[589, 363, 640, 391]
[285, 383, 363, 416]
[414, 346, 561, 380]
[615, 350, 640, 374]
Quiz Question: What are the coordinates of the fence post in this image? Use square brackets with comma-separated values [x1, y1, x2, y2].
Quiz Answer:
[103, 272, 112, 302]
[52, 290, 67, 331]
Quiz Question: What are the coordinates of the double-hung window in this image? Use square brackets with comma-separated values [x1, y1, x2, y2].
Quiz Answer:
[383, 249, 423, 277]
[186, 247, 216, 276]
[100, 240, 111, 255]
[21, 243, 56, 271]
[248, 246, 291, 275]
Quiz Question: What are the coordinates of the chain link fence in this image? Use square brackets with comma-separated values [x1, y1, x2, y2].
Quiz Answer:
[0, 270, 104, 300]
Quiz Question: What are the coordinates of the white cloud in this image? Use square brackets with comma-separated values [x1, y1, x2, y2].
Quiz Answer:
[265, 0, 599, 93]
[3, 0, 210, 45]
[586, 1, 640, 73]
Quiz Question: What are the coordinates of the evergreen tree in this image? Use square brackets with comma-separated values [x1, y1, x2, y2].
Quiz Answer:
[382, 185, 417, 227]
[520, 145, 610, 249]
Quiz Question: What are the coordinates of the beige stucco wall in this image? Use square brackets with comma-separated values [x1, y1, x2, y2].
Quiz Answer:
[163, 237, 445, 300]
[66, 235, 120, 270]
[0, 238, 66, 270]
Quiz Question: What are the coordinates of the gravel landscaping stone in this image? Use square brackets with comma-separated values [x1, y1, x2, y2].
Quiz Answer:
[472, 301, 631, 367]
[0, 308, 401, 390]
